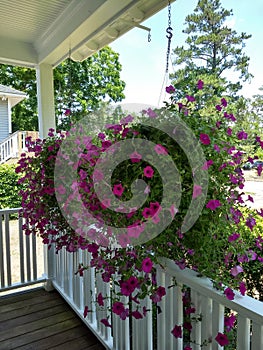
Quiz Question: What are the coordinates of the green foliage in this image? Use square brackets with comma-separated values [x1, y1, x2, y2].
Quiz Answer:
[0, 46, 125, 131]
[0, 164, 23, 209]
[171, 0, 252, 98]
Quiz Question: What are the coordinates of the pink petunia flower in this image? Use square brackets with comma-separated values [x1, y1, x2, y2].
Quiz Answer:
[130, 151, 142, 163]
[142, 257, 153, 273]
[166, 85, 175, 94]
[230, 265, 243, 277]
[97, 292, 104, 306]
[131, 310, 143, 319]
[215, 332, 229, 346]
[142, 207, 153, 219]
[112, 301, 125, 315]
[224, 287, 235, 300]
[228, 233, 240, 242]
[171, 325, 182, 338]
[197, 79, 204, 90]
[239, 281, 246, 296]
[113, 184, 124, 197]
[193, 184, 202, 199]
[224, 314, 236, 332]
[206, 199, 221, 211]
[221, 98, 228, 107]
[200, 133, 211, 145]
[154, 144, 168, 155]
[202, 159, 213, 170]
[144, 166, 154, 178]
[100, 318, 112, 327]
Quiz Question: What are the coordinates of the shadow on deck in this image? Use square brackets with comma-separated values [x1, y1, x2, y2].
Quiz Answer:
[0, 288, 106, 350]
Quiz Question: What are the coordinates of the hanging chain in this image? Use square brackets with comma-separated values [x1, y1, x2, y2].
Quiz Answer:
[165, 0, 173, 73]
[148, 30, 151, 42]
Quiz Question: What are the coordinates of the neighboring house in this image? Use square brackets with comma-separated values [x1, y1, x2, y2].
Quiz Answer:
[0, 84, 26, 142]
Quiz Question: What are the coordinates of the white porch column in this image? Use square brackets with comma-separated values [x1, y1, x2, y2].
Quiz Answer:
[36, 63, 56, 138]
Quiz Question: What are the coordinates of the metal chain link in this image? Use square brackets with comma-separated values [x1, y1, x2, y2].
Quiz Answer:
[165, 0, 173, 73]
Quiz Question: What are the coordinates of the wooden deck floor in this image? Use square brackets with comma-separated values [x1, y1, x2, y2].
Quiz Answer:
[0, 288, 106, 350]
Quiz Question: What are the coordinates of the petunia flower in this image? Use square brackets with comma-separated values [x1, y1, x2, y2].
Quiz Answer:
[197, 79, 204, 90]
[206, 199, 221, 211]
[239, 281, 247, 296]
[193, 184, 202, 199]
[100, 318, 112, 327]
[224, 287, 235, 300]
[171, 325, 182, 338]
[215, 332, 229, 346]
[130, 151, 142, 163]
[144, 165, 154, 178]
[97, 292, 104, 306]
[230, 265, 243, 277]
[142, 257, 153, 273]
[113, 183, 124, 196]
[154, 144, 168, 155]
[202, 159, 213, 170]
[165, 85, 175, 94]
[200, 133, 211, 145]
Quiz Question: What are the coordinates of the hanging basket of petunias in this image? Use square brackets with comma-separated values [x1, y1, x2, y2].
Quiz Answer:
[17, 80, 263, 345]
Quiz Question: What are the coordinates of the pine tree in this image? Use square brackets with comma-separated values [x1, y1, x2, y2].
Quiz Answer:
[171, 0, 252, 97]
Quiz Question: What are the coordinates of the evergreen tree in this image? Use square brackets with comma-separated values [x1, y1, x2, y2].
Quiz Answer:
[171, 0, 252, 98]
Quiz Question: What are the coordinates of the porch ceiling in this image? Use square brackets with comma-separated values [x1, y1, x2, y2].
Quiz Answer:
[0, 0, 175, 68]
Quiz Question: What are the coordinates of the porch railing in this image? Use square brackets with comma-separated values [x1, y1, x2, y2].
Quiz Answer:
[0, 130, 39, 164]
[1, 209, 262, 349]
[52, 247, 263, 350]
[0, 208, 46, 292]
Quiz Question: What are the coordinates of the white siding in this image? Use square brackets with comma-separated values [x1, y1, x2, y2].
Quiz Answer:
[0, 100, 9, 142]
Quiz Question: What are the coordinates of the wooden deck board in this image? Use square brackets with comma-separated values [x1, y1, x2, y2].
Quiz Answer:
[0, 288, 106, 350]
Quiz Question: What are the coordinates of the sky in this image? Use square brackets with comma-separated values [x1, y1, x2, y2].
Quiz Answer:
[110, 0, 263, 107]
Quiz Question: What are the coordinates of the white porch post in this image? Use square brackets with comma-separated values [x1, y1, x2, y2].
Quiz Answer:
[36, 63, 56, 290]
[36, 63, 56, 138]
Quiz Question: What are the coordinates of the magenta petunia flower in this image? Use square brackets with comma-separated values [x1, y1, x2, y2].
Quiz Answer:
[215, 104, 222, 111]
[144, 166, 154, 178]
[193, 184, 202, 199]
[227, 127, 232, 136]
[83, 306, 89, 318]
[221, 98, 228, 107]
[230, 265, 243, 277]
[165, 85, 175, 94]
[112, 301, 125, 315]
[142, 207, 153, 218]
[215, 332, 229, 346]
[228, 233, 240, 242]
[239, 281, 246, 296]
[131, 310, 143, 319]
[154, 144, 168, 155]
[113, 184, 124, 196]
[97, 292, 104, 306]
[202, 159, 213, 170]
[197, 79, 204, 90]
[171, 325, 182, 338]
[186, 95, 195, 102]
[199, 133, 211, 145]
[206, 199, 221, 211]
[237, 130, 248, 140]
[142, 257, 153, 273]
[246, 216, 256, 230]
[224, 314, 236, 332]
[130, 151, 142, 163]
[100, 318, 112, 327]
[224, 287, 235, 300]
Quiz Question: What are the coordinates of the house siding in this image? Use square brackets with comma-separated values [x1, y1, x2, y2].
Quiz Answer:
[0, 99, 9, 142]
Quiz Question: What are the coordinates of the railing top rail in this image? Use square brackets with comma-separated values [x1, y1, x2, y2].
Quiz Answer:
[0, 207, 21, 214]
[160, 258, 263, 324]
[0, 131, 25, 145]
